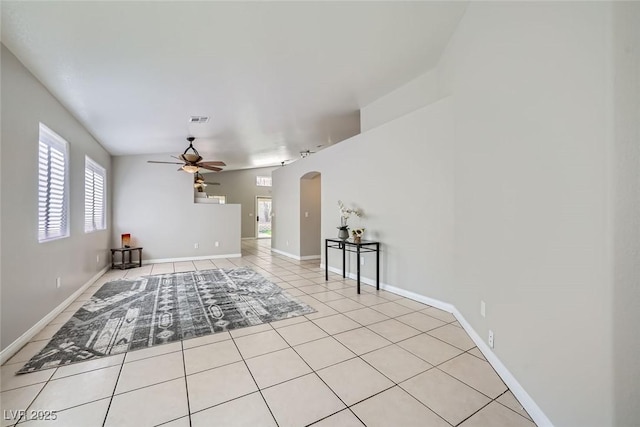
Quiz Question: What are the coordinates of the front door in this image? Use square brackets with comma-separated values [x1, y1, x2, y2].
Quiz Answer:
[256, 197, 272, 238]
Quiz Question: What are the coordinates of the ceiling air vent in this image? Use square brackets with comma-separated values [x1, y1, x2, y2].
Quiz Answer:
[188, 116, 210, 123]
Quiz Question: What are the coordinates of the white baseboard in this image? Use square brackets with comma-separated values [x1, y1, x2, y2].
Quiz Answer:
[321, 263, 552, 427]
[0, 266, 110, 365]
[452, 309, 553, 427]
[271, 248, 319, 261]
[143, 253, 242, 264]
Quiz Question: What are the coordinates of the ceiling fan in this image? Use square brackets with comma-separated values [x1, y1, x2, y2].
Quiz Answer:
[194, 172, 220, 188]
[147, 137, 226, 173]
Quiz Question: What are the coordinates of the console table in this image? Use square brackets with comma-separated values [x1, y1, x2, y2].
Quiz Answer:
[325, 238, 379, 294]
[111, 247, 143, 270]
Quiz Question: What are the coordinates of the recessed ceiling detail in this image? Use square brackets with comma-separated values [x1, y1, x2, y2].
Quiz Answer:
[1, 1, 468, 169]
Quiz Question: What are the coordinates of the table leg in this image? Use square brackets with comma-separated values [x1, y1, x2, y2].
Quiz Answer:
[357, 244, 361, 294]
[138, 248, 142, 267]
[342, 242, 346, 279]
[111, 251, 115, 269]
[376, 242, 380, 291]
[325, 240, 329, 281]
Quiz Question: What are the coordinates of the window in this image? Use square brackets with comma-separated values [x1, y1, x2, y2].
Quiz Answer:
[38, 123, 70, 242]
[85, 156, 107, 232]
[256, 176, 272, 187]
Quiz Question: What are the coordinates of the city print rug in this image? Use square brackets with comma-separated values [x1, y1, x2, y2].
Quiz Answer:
[18, 267, 315, 373]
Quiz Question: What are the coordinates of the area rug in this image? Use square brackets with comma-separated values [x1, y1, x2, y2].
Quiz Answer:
[18, 267, 315, 373]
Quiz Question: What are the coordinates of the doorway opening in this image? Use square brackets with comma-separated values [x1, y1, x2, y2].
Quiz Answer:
[299, 172, 322, 259]
[256, 196, 272, 238]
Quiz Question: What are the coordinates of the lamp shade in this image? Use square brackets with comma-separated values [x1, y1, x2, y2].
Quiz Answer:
[182, 165, 199, 173]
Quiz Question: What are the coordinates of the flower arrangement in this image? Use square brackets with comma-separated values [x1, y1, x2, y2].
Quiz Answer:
[337, 200, 361, 230]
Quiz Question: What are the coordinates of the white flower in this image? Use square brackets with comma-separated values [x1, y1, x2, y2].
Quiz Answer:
[338, 200, 362, 220]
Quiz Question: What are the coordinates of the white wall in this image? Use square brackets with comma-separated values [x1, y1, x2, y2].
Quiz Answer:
[1, 45, 112, 350]
[611, 2, 640, 426]
[360, 69, 439, 132]
[273, 98, 455, 301]
[202, 166, 276, 238]
[439, 3, 613, 426]
[112, 155, 241, 261]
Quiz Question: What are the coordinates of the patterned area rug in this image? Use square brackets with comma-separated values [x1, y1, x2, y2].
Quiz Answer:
[18, 267, 315, 374]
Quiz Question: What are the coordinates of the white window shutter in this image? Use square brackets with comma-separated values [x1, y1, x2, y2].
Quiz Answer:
[85, 156, 107, 232]
[38, 123, 70, 242]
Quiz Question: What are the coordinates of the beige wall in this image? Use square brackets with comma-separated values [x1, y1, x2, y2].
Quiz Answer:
[299, 173, 321, 258]
[439, 3, 613, 425]
[612, 2, 640, 426]
[112, 155, 241, 261]
[273, 98, 455, 301]
[203, 166, 276, 238]
[1, 45, 112, 350]
[273, 2, 630, 425]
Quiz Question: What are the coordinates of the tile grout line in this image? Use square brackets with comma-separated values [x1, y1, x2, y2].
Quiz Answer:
[269, 325, 360, 425]
[179, 341, 193, 427]
[300, 311, 454, 426]
[492, 389, 536, 423]
[100, 354, 126, 427]
[303, 292, 511, 425]
[7, 366, 55, 426]
[226, 331, 281, 427]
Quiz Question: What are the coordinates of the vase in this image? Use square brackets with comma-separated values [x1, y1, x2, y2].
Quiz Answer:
[337, 228, 349, 240]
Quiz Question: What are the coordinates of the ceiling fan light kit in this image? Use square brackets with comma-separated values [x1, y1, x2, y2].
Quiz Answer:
[147, 136, 226, 174]
[182, 164, 199, 173]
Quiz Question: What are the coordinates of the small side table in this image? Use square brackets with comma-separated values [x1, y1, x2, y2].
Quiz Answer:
[325, 238, 380, 294]
[111, 247, 143, 269]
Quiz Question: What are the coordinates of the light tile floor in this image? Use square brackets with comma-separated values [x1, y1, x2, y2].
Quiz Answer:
[1, 239, 537, 427]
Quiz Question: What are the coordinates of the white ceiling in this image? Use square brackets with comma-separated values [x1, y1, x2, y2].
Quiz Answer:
[1, 1, 467, 170]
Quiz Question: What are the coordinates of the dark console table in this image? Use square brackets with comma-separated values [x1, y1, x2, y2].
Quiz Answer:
[325, 238, 380, 294]
[111, 247, 143, 269]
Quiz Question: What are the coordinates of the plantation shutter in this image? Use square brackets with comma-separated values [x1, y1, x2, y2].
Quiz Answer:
[85, 156, 106, 232]
[38, 123, 69, 242]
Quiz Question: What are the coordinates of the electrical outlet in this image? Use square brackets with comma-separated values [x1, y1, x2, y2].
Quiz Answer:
[480, 300, 486, 318]
[488, 330, 494, 348]
[97, 254, 100, 264]
[305, 211, 309, 218]
[286, 240, 289, 246]
[194, 243, 199, 249]
[56, 277, 61, 289]
[215, 241, 219, 247]
[360, 256, 365, 265]
[249, 212, 253, 217]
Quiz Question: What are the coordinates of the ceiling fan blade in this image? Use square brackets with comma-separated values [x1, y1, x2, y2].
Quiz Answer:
[170, 155, 182, 160]
[199, 161, 226, 166]
[203, 182, 221, 185]
[148, 161, 184, 165]
[198, 165, 222, 172]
